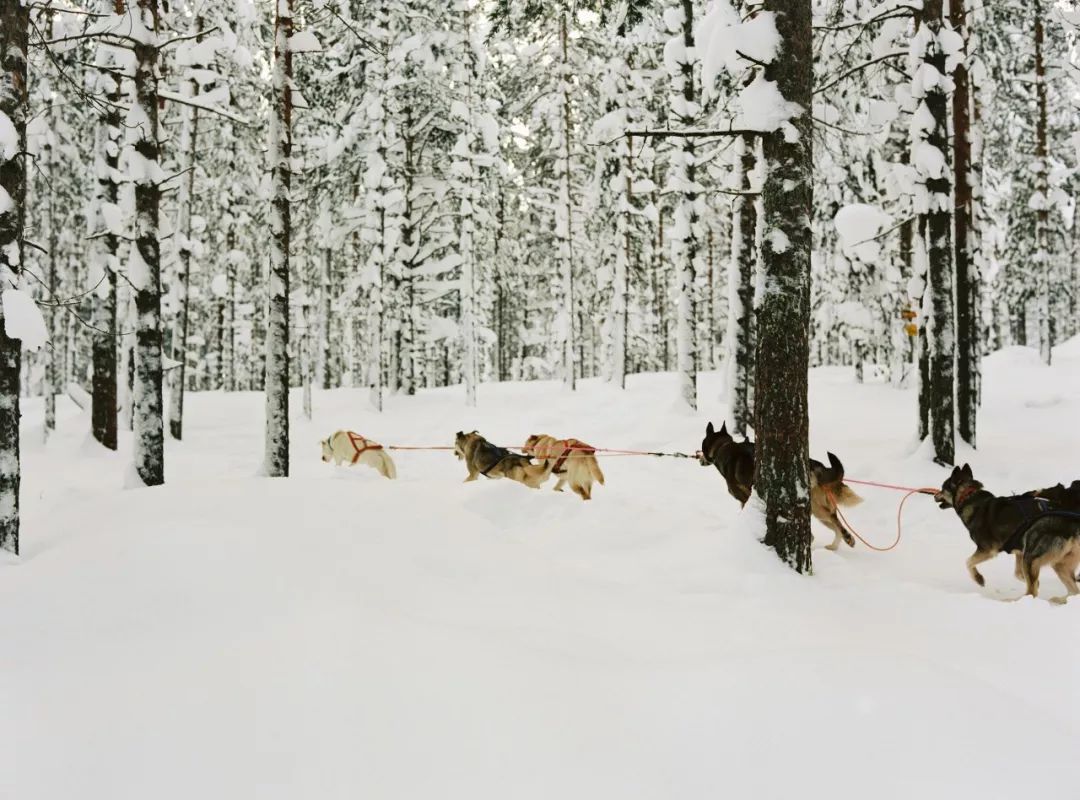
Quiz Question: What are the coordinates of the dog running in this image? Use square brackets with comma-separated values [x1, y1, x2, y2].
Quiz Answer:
[935, 464, 1080, 604]
[699, 421, 863, 551]
[454, 431, 553, 488]
[320, 431, 397, 479]
[523, 434, 605, 501]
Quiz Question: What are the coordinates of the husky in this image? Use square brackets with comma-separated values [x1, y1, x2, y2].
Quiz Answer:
[320, 431, 397, 479]
[523, 434, 605, 501]
[1025, 480, 1080, 512]
[699, 421, 863, 551]
[454, 431, 553, 488]
[935, 464, 1080, 604]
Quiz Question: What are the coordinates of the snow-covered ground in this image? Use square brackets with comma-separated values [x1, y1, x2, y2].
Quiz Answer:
[3, 342, 1079, 799]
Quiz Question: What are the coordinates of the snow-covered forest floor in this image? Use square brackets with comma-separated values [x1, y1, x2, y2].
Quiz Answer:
[3, 341, 1079, 799]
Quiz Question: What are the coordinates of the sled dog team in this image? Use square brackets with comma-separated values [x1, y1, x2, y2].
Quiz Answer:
[321, 425, 1080, 604]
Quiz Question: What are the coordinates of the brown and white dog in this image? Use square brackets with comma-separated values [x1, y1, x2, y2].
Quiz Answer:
[523, 434, 605, 501]
[320, 431, 397, 479]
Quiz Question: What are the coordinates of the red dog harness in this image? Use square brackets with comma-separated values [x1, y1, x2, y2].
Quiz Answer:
[530, 438, 595, 474]
[346, 432, 382, 465]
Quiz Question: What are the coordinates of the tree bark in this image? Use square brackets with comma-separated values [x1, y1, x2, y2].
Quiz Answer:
[1034, 2, 1051, 365]
[90, 21, 122, 451]
[131, 0, 164, 487]
[727, 133, 756, 436]
[263, 0, 292, 476]
[755, 0, 813, 573]
[0, 0, 29, 554]
[951, 0, 977, 447]
[558, 9, 576, 390]
[916, 0, 955, 465]
[672, 0, 699, 410]
[168, 17, 203, 441]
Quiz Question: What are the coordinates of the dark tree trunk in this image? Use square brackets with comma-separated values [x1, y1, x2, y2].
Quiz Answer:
[131, 0, 164, 487]
[754, 0, 813, 573]
[1034, 2, 1051, 365]
[0, 0, 29, 554]
[729, 133, 756, 436]
[91, 2, 124, 451]
[918, 0, 956, 465]
[952, 0, 977, 447]
[263, 0, 292, 476]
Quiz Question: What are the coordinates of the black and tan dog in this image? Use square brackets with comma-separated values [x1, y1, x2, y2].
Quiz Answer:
[699, 422, 863, 551]
[935, 464, 1080, 604]
[1025, 479, 1080, 511]
[454, 431, 553, 488]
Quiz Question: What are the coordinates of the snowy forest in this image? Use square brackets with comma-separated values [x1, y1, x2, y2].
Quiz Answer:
[3, 0, 1080, 560]
[3, 1, 1080, 793]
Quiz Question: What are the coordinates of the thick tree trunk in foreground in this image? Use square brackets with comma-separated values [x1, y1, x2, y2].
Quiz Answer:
[754, 0, 813, 573]
[263, 0, 292, 476]
[557, 10, 575, 390]
[0, 0, 29, 554]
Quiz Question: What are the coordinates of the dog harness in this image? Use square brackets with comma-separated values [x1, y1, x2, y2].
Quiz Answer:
[999, 498, 1080, 554]
[346, 432, 382, 465]
[527, 439, 595, 474]
[477, 442, 517, 476]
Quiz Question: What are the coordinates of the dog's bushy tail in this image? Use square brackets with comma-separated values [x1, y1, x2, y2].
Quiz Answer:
[589, 458, 605, 486]
[832, 482, 862, 507]
[380, 450, 397, 480]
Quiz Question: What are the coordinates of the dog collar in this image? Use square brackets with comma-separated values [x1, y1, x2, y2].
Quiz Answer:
[954, 483, 979, 509]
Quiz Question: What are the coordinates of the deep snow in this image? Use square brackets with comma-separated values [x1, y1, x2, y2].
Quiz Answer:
[2, 342, 1079, 799]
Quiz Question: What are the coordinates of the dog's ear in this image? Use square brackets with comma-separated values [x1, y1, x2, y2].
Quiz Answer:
[706, 422, 714, 436]
[960, 463, 973, 480]
[720, 421, 728, 436]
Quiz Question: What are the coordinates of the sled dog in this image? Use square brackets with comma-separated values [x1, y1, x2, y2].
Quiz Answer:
[523, 434, 605, 501]
[936, 464, 1080, 603]
[699, 421, 863, 551]
[454, 431, 553, 488]
[1025, 480, 1080, 512]
[320, 431, 397, 479]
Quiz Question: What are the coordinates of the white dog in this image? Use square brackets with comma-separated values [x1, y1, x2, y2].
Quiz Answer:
[320, 431, 397, 479]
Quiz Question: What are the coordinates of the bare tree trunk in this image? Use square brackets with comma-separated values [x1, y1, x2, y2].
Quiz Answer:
[90, 29, 121, 450]
[727, 133, 756, 436]
[755, 0, 813, 573]
[557, 10, 576, 390]
[1034, 2, 1052, 365]
[263, 0, 292, 476]
[168, 18, 203, 441]
[672, 0, 699, 410]
[131, 0, 164, 487]
[952, 0, 977, 447]
[915, 0, 955, 465]
[0, 0, 29, 554]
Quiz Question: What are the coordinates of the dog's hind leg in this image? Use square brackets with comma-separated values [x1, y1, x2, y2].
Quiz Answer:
[1014, 552, 1025, 582]
[816, 507, 854, 551]
[553, 477, 567, 492]
[572, 482, 590, 501]
[966, 549, 995, 587]
[1049, 563, 1078, 605]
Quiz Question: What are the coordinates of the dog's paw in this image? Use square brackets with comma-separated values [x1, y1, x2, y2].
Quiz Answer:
[825, 542, 840, 552]
[842, 532, 855, 548]
[972, 572, 985, 587]
[1050, 595, 1069, 606]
